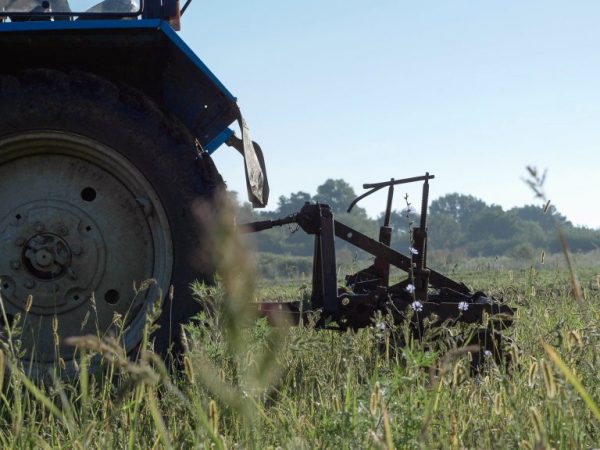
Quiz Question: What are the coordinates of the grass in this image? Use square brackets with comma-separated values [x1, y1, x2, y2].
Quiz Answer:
[0, 262, 597, 449]
[0, 191, 598, 448]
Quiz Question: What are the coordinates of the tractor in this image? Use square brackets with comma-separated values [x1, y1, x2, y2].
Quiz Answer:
[0, 0, 268, 375]
[0, 1, 514, 376]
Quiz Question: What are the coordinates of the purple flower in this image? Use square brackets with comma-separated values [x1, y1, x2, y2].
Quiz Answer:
[410, 300, 423, 312]
[405, 283, 416, 294]
[458, 301, 469, 312]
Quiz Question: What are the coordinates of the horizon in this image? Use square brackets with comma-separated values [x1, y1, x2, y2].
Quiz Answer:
[229, 179, 596, 230]
[181, 1, 600, 230]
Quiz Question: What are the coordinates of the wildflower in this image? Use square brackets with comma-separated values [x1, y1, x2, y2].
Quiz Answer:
[484, 350, 492, 358]
[458, 301, 469, 311]
[409, 246, 418, 255]
[410, 300, 423, 312]
[405, 283, 416, 294]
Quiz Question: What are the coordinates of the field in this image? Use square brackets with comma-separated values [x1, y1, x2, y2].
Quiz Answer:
[0, 252, 598, 449]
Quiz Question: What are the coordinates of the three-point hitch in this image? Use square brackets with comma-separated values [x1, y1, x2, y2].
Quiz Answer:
[242, 174, 514, 363]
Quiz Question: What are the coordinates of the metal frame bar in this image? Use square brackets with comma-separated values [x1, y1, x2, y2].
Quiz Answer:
[333, 220, 469, 294]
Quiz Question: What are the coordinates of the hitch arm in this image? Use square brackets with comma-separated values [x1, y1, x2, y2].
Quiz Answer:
[239, 215, 298, 233]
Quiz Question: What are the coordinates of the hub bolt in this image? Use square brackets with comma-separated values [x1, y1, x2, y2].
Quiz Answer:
[10, 260, 20, 270]
[56, 224, 68, 236]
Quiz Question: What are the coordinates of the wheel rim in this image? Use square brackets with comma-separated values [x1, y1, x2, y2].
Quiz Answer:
[0, 131, 173, 368]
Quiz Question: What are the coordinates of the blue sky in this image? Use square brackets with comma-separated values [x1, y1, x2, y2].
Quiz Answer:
[180, 1, 600, 229]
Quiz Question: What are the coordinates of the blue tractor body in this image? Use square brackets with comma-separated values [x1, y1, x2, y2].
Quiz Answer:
[0, 19, 237, 153]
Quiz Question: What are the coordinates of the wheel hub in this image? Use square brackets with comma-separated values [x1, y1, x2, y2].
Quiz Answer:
[0, 200, 105, 315]
[23, 233, 72, 280]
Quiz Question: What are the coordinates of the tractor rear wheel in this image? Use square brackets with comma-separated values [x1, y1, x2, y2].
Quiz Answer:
[0, 70, 222, 376]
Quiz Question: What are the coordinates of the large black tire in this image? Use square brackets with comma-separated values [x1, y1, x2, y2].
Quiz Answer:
[0, 69, 223, 374]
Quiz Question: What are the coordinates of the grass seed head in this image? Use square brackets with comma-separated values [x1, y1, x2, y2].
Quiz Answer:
[183, 355, 195, 384]
[540, 359, 557, 399]
[208, 399, 219, 435]
[493, 392, 503, 415]
[369, 382, 382, 415]
[567, 330, 583, 349]
[527, 360, 539, 388]
[529, 406, 547, 444]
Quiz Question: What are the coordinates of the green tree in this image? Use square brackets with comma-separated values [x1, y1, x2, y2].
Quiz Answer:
[275, 191, 312, 216]
[428, 213, 463, 250]
[313, 179, 357, 214]
[510, 204, 572, 231]
[514, 220, 547, 248]
[429, 193, 488, 229]
[468, 206, 518, 241]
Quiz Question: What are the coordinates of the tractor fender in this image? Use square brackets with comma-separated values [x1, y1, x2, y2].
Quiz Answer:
[0, 19, 236, 153]
[0, 19, 269, 206]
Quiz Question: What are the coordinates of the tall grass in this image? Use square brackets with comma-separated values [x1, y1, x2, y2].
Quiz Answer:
[0, 196, 598, 448]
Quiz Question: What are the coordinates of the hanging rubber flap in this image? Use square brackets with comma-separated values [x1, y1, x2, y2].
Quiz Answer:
[225, 109, 269, 208]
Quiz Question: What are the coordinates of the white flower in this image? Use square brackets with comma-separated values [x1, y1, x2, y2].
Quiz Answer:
[410, 300, 423, 312]
[484, 350, 493, 358]
[458, 301, 469, 311]
[405, 283, 416, 294]
[409, 246, 419, 255]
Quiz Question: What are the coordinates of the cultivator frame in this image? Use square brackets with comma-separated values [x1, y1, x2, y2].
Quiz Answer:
[242, 174, 514, 337]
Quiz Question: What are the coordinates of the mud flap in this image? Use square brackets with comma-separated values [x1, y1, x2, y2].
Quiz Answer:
[226, 109, 270, 208]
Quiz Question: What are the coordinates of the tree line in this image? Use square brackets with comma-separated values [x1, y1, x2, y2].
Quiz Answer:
[233, 179, 599, 261]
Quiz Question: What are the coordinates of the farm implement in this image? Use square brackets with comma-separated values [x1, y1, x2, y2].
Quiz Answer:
[243, 174, 515, 363]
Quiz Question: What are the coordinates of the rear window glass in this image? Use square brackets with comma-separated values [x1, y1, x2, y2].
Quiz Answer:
[0, 0, 140, 16]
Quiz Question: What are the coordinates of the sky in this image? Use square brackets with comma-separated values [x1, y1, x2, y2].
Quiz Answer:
[180, 1, 600, 229]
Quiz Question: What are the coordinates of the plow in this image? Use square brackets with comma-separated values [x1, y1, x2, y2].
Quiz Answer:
[244, 174, 515, 367]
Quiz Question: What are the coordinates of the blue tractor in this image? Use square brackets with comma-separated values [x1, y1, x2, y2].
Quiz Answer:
[0, 0, 269, 373]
